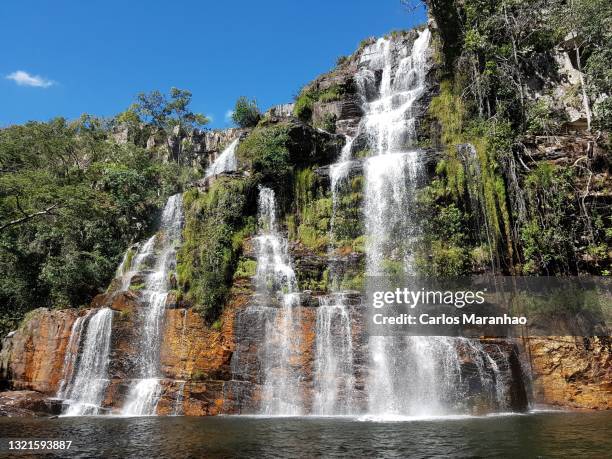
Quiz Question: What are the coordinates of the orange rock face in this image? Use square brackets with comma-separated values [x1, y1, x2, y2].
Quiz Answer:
[527, 336, 612, 410]
[2, 294, 609, 414]
[160, 308, 234, 382]
[0, 308, 78, 395]
[155, 286, 251, 415]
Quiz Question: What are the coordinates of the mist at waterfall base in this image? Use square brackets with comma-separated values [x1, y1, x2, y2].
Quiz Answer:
[3, 412, 611, 458]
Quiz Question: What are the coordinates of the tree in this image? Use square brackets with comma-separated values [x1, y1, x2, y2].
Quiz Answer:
[132, 87, 209, 163]
[231, 96, 261, 128]
[166, 87, 210, 130]
[133, 87, 209, 132]
[0, 116, 191, 336]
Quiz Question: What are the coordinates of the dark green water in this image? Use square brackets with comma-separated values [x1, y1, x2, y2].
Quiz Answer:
[1, 411, 610, 458]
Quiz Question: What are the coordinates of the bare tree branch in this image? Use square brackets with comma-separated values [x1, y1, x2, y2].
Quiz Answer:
[0, 204, 58, 232]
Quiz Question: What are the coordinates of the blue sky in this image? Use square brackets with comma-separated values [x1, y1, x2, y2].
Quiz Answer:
[1, 1, 426, 129]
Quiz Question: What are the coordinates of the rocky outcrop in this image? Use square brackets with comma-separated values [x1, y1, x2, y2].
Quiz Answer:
[526, 336, 612, 410]
[265, 103, 294, 119]
[189, 128, 248, 168]
[0, 308, 78, 394]
[127, 126, 248, 169]
[1, 21, 608, 419]
[0, 390, 63, 417]
[8, 297, 606, 415]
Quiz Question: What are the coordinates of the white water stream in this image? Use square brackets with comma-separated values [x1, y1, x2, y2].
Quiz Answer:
[121, 193, 183, 416]
[255, 187, 305, 415]
[58, 308, 113, 416]
[205, 138, 239, 177]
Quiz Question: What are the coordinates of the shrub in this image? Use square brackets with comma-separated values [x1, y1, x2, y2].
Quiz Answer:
[336, 55, 349, 66]
[293, 84, 345, 122]
[177, 179, 255, 321]
[525, 98, 568, 135]
[236, 124, 292, 187]
[315, 113, 337, 133]
[294, 89, 317, 122]
[318, 85, 344, 103]
[231, 96, 261, 128]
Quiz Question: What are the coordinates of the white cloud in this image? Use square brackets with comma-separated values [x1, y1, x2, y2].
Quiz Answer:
[6, 70, 54, 88]
[225, 110, 234, 123]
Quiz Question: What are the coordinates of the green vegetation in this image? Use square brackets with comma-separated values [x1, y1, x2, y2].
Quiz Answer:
[130, 87, 209, 131]
[336, 55, 349, 66]
[415, 184, 471, 276]
[520, 164, 580, 274]
[289, 168, 331, 253]
[236, 123, 292, 190]
[177, 178, 256, 321]
[0, 115, 193, 336]
[423, 0, 610, 275]
[294, 90, 317, 122]
[314, 113, 337, 133]
[233, 258, 257, 279]
[293, 84, 345, 122]
[422, 80, 514, 274]
[231, 96, 261, 128]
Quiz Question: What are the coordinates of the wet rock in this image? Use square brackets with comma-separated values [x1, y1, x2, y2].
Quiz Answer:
[527, 336, 612, 409]
[0, 308, 78, 394]
[285, 119, 344, 167]
[159, 306, 236, 382]
[0, 391, 63, 417]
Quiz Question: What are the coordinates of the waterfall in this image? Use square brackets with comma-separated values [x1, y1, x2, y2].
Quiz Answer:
[173, 381, 187, 416]
[58, 308, 113, 416]
[254, 186, 304, 415]
[57, 314, 86, 398]
[357, 29, 473, 416]
[205, 138, 239, 177]
[121, 193, 183, 416]
[359, 29, 477, 417]
[115, 236, 156, 291]
[364, 151, 422, 275]
[311, 139, 358, 414]
[352, 29, 518, 416]
[312, 295, 356, 415]
[310, 30, 434, 416]
[329, 136, 355, 201]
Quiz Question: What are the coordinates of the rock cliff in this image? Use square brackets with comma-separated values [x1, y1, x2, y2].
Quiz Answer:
[0, 16, 609, 416]
[527, 336, 611, 409]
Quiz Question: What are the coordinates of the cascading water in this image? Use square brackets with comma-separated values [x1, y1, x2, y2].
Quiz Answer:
[353, 28, 516, 417]
[312, 142, 358, 414]
[121, 193, 183, 416]
[57, 315, 86, 398]
[358, 29, 480, 417]
[115, 236, 156, 292]
[58, 308, 113, 416]
[205, 138, 239, 177]
[253, 186, 304, 415]
[312, 295, 356, 415]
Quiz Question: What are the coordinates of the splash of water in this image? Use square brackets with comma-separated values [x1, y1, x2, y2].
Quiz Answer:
[116, 236, 156, 291]
[312, 295, 356, 415]
[59, 308, 113, 416]
[57, 314, 86, 398]
[205, 138, 239, 177]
